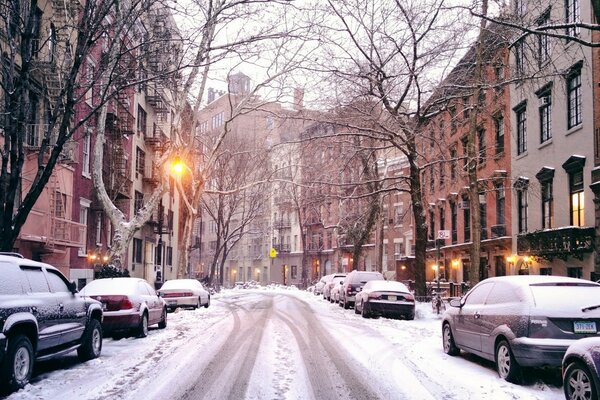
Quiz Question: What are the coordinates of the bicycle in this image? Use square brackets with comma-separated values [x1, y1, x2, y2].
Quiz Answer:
[431, 291, 446, 314]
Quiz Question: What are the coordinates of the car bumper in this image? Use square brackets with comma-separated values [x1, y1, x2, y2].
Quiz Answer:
[511, 337, 576, 367]
[366, 301, 415, 317]
[101, 310, 141, 332]
[164, 297, 197, 309]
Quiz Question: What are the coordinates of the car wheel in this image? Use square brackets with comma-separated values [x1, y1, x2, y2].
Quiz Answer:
[496, 340, 521, 383]
[137, 313, 149, 338]
[564, 360, 597, 400]
[77, 319, 103, 361]
[442, 323, 459, 356]
[361, 303, 370, 318]
[204, 296, 210, 308]
[196, 298, 201, 309]
[344, 300, 350, 310]
[158, 308, 167, 329]
[1, 334, 34, 392]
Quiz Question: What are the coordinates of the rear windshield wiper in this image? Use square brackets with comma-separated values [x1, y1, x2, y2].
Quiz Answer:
[582, 304, 600, 312]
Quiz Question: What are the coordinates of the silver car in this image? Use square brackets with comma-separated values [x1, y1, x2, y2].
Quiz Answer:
[442, 275, 600, 383]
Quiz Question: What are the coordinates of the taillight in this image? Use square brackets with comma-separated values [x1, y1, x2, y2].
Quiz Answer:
[368, 292, 382, 299]
[161, 292, 193, 298]
[120, 297, 134, 309]
[404, 293, 415, 302]
[346, 286, 352, 295]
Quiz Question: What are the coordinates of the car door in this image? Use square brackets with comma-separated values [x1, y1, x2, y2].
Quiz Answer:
[453, 282, 494, 353]
[140, 281, 161, 324]
[45, 268, 87, 344]
[20, 265, 63, 350]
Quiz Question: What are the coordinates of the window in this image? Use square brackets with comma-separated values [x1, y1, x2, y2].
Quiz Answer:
[539, 88, 552, 143]
[463, 202, 471, 242]
[85, 59, 95, 105]
[95, 211, 102, 246]
[21, 267, 50, 293]
[462, 97, 470, 118]
[515, 104, 527, 155]
[567, 266, 583, 278]
[46, 270, 70, 293]
[133, 238, 143, 264]
[429, 168, 434, 192]
[168, 210, 174, 231]
[136, 147, 145, 177]
[567, 66, 582, 129]
[515, 39, 525, 76]
[515, 0, 526, 16]
[451, 202, 457, 244]
[566, 0, 580, 38]
[212, 112, 224, 129]
[166, 247, 172, 266]
[199, 121, 208, 133]
[79, 200, 90, 256]
[439, 162, 445, 187]
[461, 137, 468, 168]
[82, 132, 91, 176]
[464, 282, 494, 305]
[569, 170, 585, 226]
[540, 267, 552, 275]
[494, 117, 504, 154]
[537, 11, 550, 65]
[439, 206, 445, 231]
[495, 256, 506, 277]
[477, 128, 486, 164]
[541, 180, 554, 228]
[155, 243, 163, 265]
[429, 210, 435, 241]
[450, 146, 457, 180]
[480, 201, 487, 240]
[134, 191, 143, 215]
[496, 185, 505, 225]
[137, 105, 147, 135]
[517, 189, 528, 233]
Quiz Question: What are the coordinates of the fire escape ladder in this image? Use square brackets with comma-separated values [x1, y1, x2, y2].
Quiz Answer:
[110, 134, 131, 200]
[47, 174, 62, 250]
[116, 90, 134, 135]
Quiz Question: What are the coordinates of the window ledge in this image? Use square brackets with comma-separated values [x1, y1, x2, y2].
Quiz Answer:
[538, 139, 553, 149]
[516, 151, 528, 160]
[82, 172, 91, 179]
[566, 124, 583, 136]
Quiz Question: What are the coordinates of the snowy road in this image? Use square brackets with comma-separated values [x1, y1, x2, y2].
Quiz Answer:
[5, 288, 565, 400]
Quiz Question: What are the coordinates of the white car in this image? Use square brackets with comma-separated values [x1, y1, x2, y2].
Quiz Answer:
[80, 277, 166, 338]
[330, 280, 344, 303]
[158, 279, 210, 311]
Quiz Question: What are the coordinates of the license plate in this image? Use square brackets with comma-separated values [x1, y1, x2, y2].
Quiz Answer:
[387, 295, 397, 301]
[167, 300, 177, 306]
[574, 321, 597, 334]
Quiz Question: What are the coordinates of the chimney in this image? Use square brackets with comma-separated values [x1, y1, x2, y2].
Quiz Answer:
[207, 88, 216, 104]
[293, 88, 304, 110]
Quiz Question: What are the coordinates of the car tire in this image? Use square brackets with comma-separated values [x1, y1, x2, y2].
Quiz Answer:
[361, 303, 370, 318]
[204, 296, 210, 308]
[137, 313, 149, 338]
[442, 323, 459, 356]
[77, 319, 103, 361]
[1, 334, 34, 392]
[563, 360, 597, 400]
[195, 298, 201, 309]
[344, 300, 350, 310]
[496, 340, 521, 383]
[158, 308, 167, 329]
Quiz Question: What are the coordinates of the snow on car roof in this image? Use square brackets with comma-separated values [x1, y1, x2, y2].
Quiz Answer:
[364, 280, 409, 292]
[160, 279, 201, 289]
[484, 275, 599, 286]
[80, 277, 146, 295]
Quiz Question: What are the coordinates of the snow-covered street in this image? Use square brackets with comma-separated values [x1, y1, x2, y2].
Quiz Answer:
[4, 288, 564, 400]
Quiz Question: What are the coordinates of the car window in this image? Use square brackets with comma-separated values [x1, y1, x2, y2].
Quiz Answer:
[46, 270, 71, 293]
[485, 282, 519, 305]
[0, 262, 24, 295]
[142, 282, 156, 296]
[354, 272, 383, 283]
[21, 266, 51, 293]
[464, 282, 494, 305]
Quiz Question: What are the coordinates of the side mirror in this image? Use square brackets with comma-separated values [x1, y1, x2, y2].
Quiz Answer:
[68, 280, 78, 294]
[448, 298, 462, 308]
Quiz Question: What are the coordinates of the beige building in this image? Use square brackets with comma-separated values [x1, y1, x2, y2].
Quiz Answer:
[509, 0, 595, 278]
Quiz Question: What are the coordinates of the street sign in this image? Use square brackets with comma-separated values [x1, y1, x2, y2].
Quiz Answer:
[437, 230, 450, 240]
[269, 248, 278, 258]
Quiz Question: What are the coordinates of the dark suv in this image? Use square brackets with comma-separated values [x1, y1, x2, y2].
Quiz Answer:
[339, 270, 384, 309]
[0, 254, 103, 393]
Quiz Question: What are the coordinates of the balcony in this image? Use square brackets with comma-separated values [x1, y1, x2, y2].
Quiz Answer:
[20, 209, 86, 249]
[306, 242, 324, 252]
[274, 220, 291, 229]
[517, 226, 595, 261]
[274, 244, 291, 253]
[145, 124, 168, 150]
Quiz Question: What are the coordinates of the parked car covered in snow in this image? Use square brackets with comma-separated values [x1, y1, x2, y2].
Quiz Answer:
[562, 337, 600, 400]
[158, 279, 210, 311]
[80, 277, 166, 338]
[330, 280, 344, 303]
[354, 280, 415, 320]
[322, 274, 346, 301]
[338, 270, 384, 309]
[0, 254, 103, 393]
[442, 275, 600, 383]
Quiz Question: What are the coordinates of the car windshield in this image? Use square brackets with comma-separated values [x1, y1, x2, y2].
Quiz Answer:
[355, 273, 383, 283]
[332, 277, 344, 284]
[80, 278, 138, 295]
[529, 283, 600, 309]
